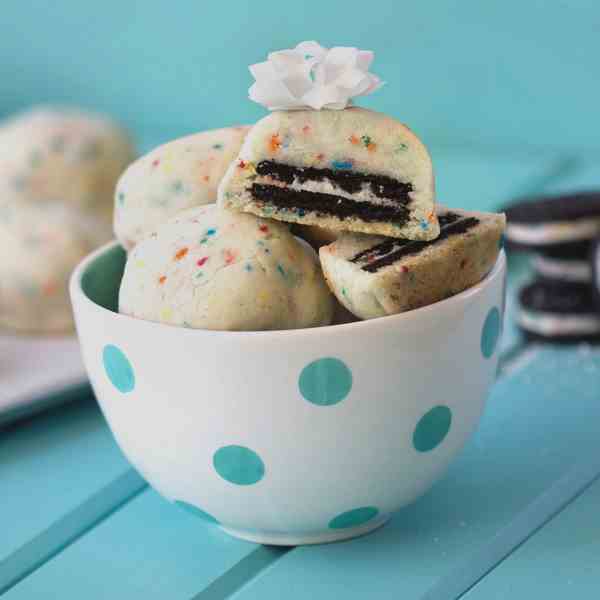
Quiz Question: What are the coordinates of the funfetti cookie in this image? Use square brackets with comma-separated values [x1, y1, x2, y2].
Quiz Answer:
[119, 204, 334, 331]
[218, 42, 437, 241]
[503, 191, 600, 251]
[0, 200, 112, 334]
[517, 279, 600, 344]
[0, 106, 135, 223]
[114, 125, 250, 250]
[319, 207, 505, 320]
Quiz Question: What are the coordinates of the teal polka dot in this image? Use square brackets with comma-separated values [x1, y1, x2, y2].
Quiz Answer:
[329, 506, 379, 529]
[213, 445, 265, 485]
[102, 344, 135, 393]
[481, 307, 501, 359]
[175, 500, 219, 524]
[413, 405, 452, 452]
[299, 357, 352, 406]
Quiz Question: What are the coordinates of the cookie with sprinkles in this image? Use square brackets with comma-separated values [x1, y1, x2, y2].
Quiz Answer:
[218, 42, 436, 241]
[114, 125, 250, 250]
[119, 204, 333, 331]
[218, 108, 437, 241]
[0, 199, 112, 334]
[319, 207, 505, 320]
[0, 106, 134, 224]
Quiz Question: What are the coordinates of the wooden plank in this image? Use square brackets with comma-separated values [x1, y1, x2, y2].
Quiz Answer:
[0, 398, 139, 582]
[5, 490, 260, 600]
[229, 347, 600, 600]
[465, 474, 600, 599]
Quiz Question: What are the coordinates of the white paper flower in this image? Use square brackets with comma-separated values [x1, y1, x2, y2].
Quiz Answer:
[249, 41, 384, 111]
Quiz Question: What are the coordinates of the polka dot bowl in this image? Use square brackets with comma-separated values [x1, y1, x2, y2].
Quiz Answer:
[70, 241, 506, 545]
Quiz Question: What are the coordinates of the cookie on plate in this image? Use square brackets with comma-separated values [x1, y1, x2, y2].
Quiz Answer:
[0, 200, 112, 334]
[319, 207, 505, 320]
[0, 106, 135, 223]
[517, 279, 600, 343]
[114, 125, 250, 249]
[218, 107, 437, 240]
[503, 191, 600, 251]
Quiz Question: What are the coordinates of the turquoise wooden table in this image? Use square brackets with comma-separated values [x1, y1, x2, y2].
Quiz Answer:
[2, 145, 599, 599]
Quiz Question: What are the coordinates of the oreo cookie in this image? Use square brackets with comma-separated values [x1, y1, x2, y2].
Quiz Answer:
[517, 279, 600, 343]
[504, 191, 600, 252]
[592, 238, 600, 310]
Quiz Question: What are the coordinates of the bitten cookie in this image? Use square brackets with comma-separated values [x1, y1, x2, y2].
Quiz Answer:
[503, 191, 600, 250]
[114, 125, 250, 249]
[0, 200, 112, 334]
[119, 204, 334, 331]
[0, 106, 135, 223]
[517, 279, 600, 343]
[218, 107, 437, 240]
[319, 208, 505, 320]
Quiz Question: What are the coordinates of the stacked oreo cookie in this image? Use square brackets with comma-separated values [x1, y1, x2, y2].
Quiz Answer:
[504, 191, 600, 343]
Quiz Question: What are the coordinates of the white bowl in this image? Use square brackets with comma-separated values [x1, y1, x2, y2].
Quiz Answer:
[70, 241, 506, 545]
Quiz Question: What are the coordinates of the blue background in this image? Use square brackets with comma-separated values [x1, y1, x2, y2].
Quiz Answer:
[2, 0, 599, 153]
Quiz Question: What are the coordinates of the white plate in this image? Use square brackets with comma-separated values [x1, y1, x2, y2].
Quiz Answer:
[0, 333, 88, 426]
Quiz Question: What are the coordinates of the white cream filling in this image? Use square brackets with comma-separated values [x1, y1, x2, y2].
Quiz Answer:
[533, 256, 592, 282]
[506, 218, 600, 245]
[258, 176, 411, 209]
[518, 308, 600, 336]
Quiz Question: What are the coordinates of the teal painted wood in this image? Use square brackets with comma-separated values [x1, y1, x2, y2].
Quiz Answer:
[0, 398, 134, 565]
[534, 156, 600, 195]
[5, 490, 260, 600]
[465, 475, 600, 599]
[1, 1, 598, 152]
[230, 347, 600, 600]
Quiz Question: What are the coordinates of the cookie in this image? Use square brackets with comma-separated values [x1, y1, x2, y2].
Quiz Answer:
[218, 107, 437, 240]
[0, 200, 112, 334]
[592, 238, 600, 310]
[0, 106, 134, 224]
[532, 254, 592, 283]
[291, 224, 339, 250]
[114, 125, 250, 250]
[319, 207, 505, 320]
[517, 279, 600, 343]
[504, 191, 600, 250]
[119, 204, 334, 331]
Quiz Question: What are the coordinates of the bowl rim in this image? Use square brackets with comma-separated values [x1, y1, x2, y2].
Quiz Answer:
[70, 240, 506, 339]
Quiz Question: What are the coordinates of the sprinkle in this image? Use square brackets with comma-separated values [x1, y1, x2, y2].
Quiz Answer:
[244, 263, 253, 272]
[195, 272, 204, 278]
[298, 208, 306, 217]
[206, 228, 216, 236]
[223, 248, 237, 265]
[117, 191, 125, 206]
[212, 143, 223, 150]
[238, 160, 247, 169]
[42, 281, 57, 296]
[341, 287, 348, 297]
[401, 266, 409, 273]
[349, 134, 360, 145]
[269, 134, 282, 152]
[316, 153, 325, 161]
[152, 158, 160, 167]
[428, 211, 436, 223]
[331, 160, 353, 170]
[276, 264, 286, 278]
[159, 275, 167, 284]
[419, 219, 429, 230]
[174, 247, 189, 261]
[302, 125, 311, 134]
[29, 150, 42, 168]
[197, 256, 209, 267]
[202, 175, 210, 183]
[394, 143, 409, 154]
[259, 224, 269, 233]
[160, 307, 173, 321]
[172, 180, 184, 193]
[50, 135, 66, 152]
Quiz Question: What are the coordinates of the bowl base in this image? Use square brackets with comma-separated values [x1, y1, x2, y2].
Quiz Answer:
[220, 515, 391, 546]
